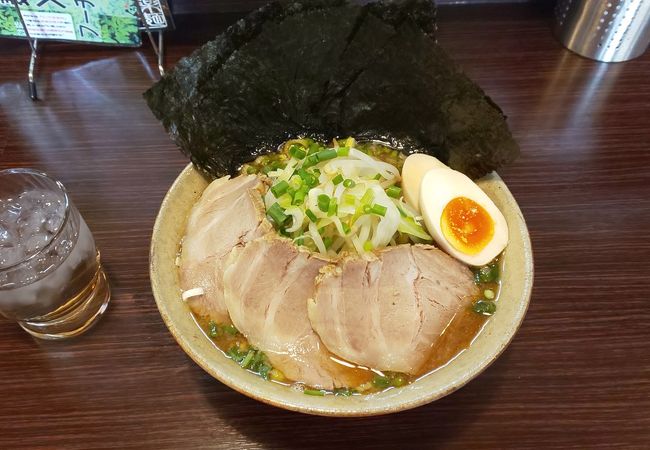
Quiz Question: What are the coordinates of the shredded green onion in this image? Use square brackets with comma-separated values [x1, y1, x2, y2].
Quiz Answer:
[385, 185, 402, 198]
[262, 138, 432, 256]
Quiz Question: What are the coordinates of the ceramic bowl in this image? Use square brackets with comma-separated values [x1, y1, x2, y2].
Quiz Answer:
[150, 163, 533, 416]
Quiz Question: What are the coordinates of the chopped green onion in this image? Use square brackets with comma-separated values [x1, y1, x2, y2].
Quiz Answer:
[240, 350, 255, 369]
[333, 387, 355, 396]
[267, 203, 288, 225]
[305, 209, 317, 222]
[370, 204, 387, 217]
[391, 374, 408, 387]
[303, 154, 319, 168]
[323, 236, 333, 249]
[308, 143, 320, 155]
[332, 174, 344, 185]
[277, 193, 293, 209]
[385, 186, 402, 198]
[343, 179, 355, 188]
[207, 321, 219, 338]
[336, 146, 349, 157]
[342, 194, 356, 206]
[363, 241, 374, 252]
[223, 324, 239, 335]
[289, 145, 307, 159]
[317, 194, 330, 213]
[271, 180, 289, 197]
[475, 264, 499, 283]
[361, 189, 374, 205]
[342, 223, 351, 234]
[316, 148, 337, 161]
[303, 389, 325, 396]
[327, 198, 338, 217]
[473, 299, 497, 316]
[296, 169, 315, 186]
[374, 173, 382, 180]
[372, 375, 391, 389]
[484, 289, 495, 300]
[293, 189, 307, 205]
[295, 237, 304, 246]
[363, 205, 372, 214]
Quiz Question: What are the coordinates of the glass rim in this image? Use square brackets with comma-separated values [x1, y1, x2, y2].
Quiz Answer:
[0, 168, 72, 273]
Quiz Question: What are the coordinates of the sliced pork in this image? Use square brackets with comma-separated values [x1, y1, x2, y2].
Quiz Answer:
[180, 174, 271, 323]
[308, 244, 479, 375]
[222, 236, 362, 390]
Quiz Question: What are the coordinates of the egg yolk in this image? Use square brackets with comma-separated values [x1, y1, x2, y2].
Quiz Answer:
[440, 197, 494, 255]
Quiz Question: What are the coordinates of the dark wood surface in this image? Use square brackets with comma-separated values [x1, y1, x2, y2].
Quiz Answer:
[1, 4, 649, 449]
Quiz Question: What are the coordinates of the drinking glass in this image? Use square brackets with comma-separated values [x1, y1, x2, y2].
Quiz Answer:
[0, 169, 110, 339]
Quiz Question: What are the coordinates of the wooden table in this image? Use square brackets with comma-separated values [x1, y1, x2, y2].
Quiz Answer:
[1, 4, 649, 449]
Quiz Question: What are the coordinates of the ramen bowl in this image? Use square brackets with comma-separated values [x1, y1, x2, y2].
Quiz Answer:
[150, 163, 533, 416]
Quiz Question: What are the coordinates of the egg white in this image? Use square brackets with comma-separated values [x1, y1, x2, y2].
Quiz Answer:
[419, 168, 508, 266]
[401, 153, 448, 212]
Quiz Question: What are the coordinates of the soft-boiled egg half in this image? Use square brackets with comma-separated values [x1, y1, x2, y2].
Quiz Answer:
[401, 153, 508, 266]
[401, 153, 447, 211]
[419, 167, 508, 266]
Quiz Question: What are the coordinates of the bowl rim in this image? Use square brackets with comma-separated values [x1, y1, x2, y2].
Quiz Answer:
[150, 163, 534, 417]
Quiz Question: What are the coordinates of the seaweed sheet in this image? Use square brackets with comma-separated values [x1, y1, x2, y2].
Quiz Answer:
[144, 0, 519, 180]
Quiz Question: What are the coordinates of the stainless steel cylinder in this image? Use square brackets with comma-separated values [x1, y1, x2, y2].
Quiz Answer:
[554, 0, 650, 62]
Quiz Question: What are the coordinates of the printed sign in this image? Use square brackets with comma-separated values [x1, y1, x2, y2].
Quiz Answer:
[139, 0, 169, 30]
[0, 0, 141, 46]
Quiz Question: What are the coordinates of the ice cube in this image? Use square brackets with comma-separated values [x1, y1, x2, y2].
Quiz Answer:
[24, 233, 51, 255]
[0, 244, 25, 269]
[45, 210, 65, 234]
[0, 223, 18, 246]
[18, 209, 47, 237]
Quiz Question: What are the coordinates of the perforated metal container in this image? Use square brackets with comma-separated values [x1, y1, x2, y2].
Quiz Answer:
[554, 0, 650, 62]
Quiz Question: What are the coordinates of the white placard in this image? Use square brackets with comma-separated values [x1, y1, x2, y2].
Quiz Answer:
[21, 11, 76, 41]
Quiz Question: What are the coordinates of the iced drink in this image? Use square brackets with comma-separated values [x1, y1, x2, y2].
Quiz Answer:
[0, 169, 110, 339]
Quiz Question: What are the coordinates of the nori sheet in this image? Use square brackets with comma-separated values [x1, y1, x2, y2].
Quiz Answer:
[144, 0, 519, 180]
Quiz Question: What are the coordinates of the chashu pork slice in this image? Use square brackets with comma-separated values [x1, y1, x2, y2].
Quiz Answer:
[180, 174, 271, 324]
[308, 244, 479, 375]
[222, 235, 361, 390]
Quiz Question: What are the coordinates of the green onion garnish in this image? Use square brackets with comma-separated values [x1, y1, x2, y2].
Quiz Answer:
[223, 324, 239, 335]
[303, 154, 319, 168]
[305, 209, 317, 222]
[361, 189, 374, 205]
[363, 241, 374, 251]
[240, 350, 255, 369]
[327, 198, 338, 217]
[342, 223, 351, 235]
[332, 174, 344, 185]
[271, 180, 290, 198]
[308, 143, 320, 155]
[372, 375, 391, 389]
[267, 203, 288, 225]
[385, 186, 402, 198]
[316, 148, 337, 161]
[317, 194, 330, 213]
[304, 389, 325, 396]
[289, 145, 307, 159]
[293, 189, 307, 205]
[343, 179, 355, 188]
[323, 236, 333, 249]
[370, 204, 387, 217]
[472, 299, 497, 316]
[374, 173, 382, 180]
[336, 146, 349, 156]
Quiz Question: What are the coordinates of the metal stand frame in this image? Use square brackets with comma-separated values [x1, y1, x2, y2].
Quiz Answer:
[12, 0, 39, 100]
[135, 1, 165, 77]
[10, 0, 167, 101]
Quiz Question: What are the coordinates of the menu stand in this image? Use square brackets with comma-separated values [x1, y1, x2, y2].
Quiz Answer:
[8, 0, 171, 100]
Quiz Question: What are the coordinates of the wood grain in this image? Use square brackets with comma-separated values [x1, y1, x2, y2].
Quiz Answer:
[1, 3, 649, 449]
